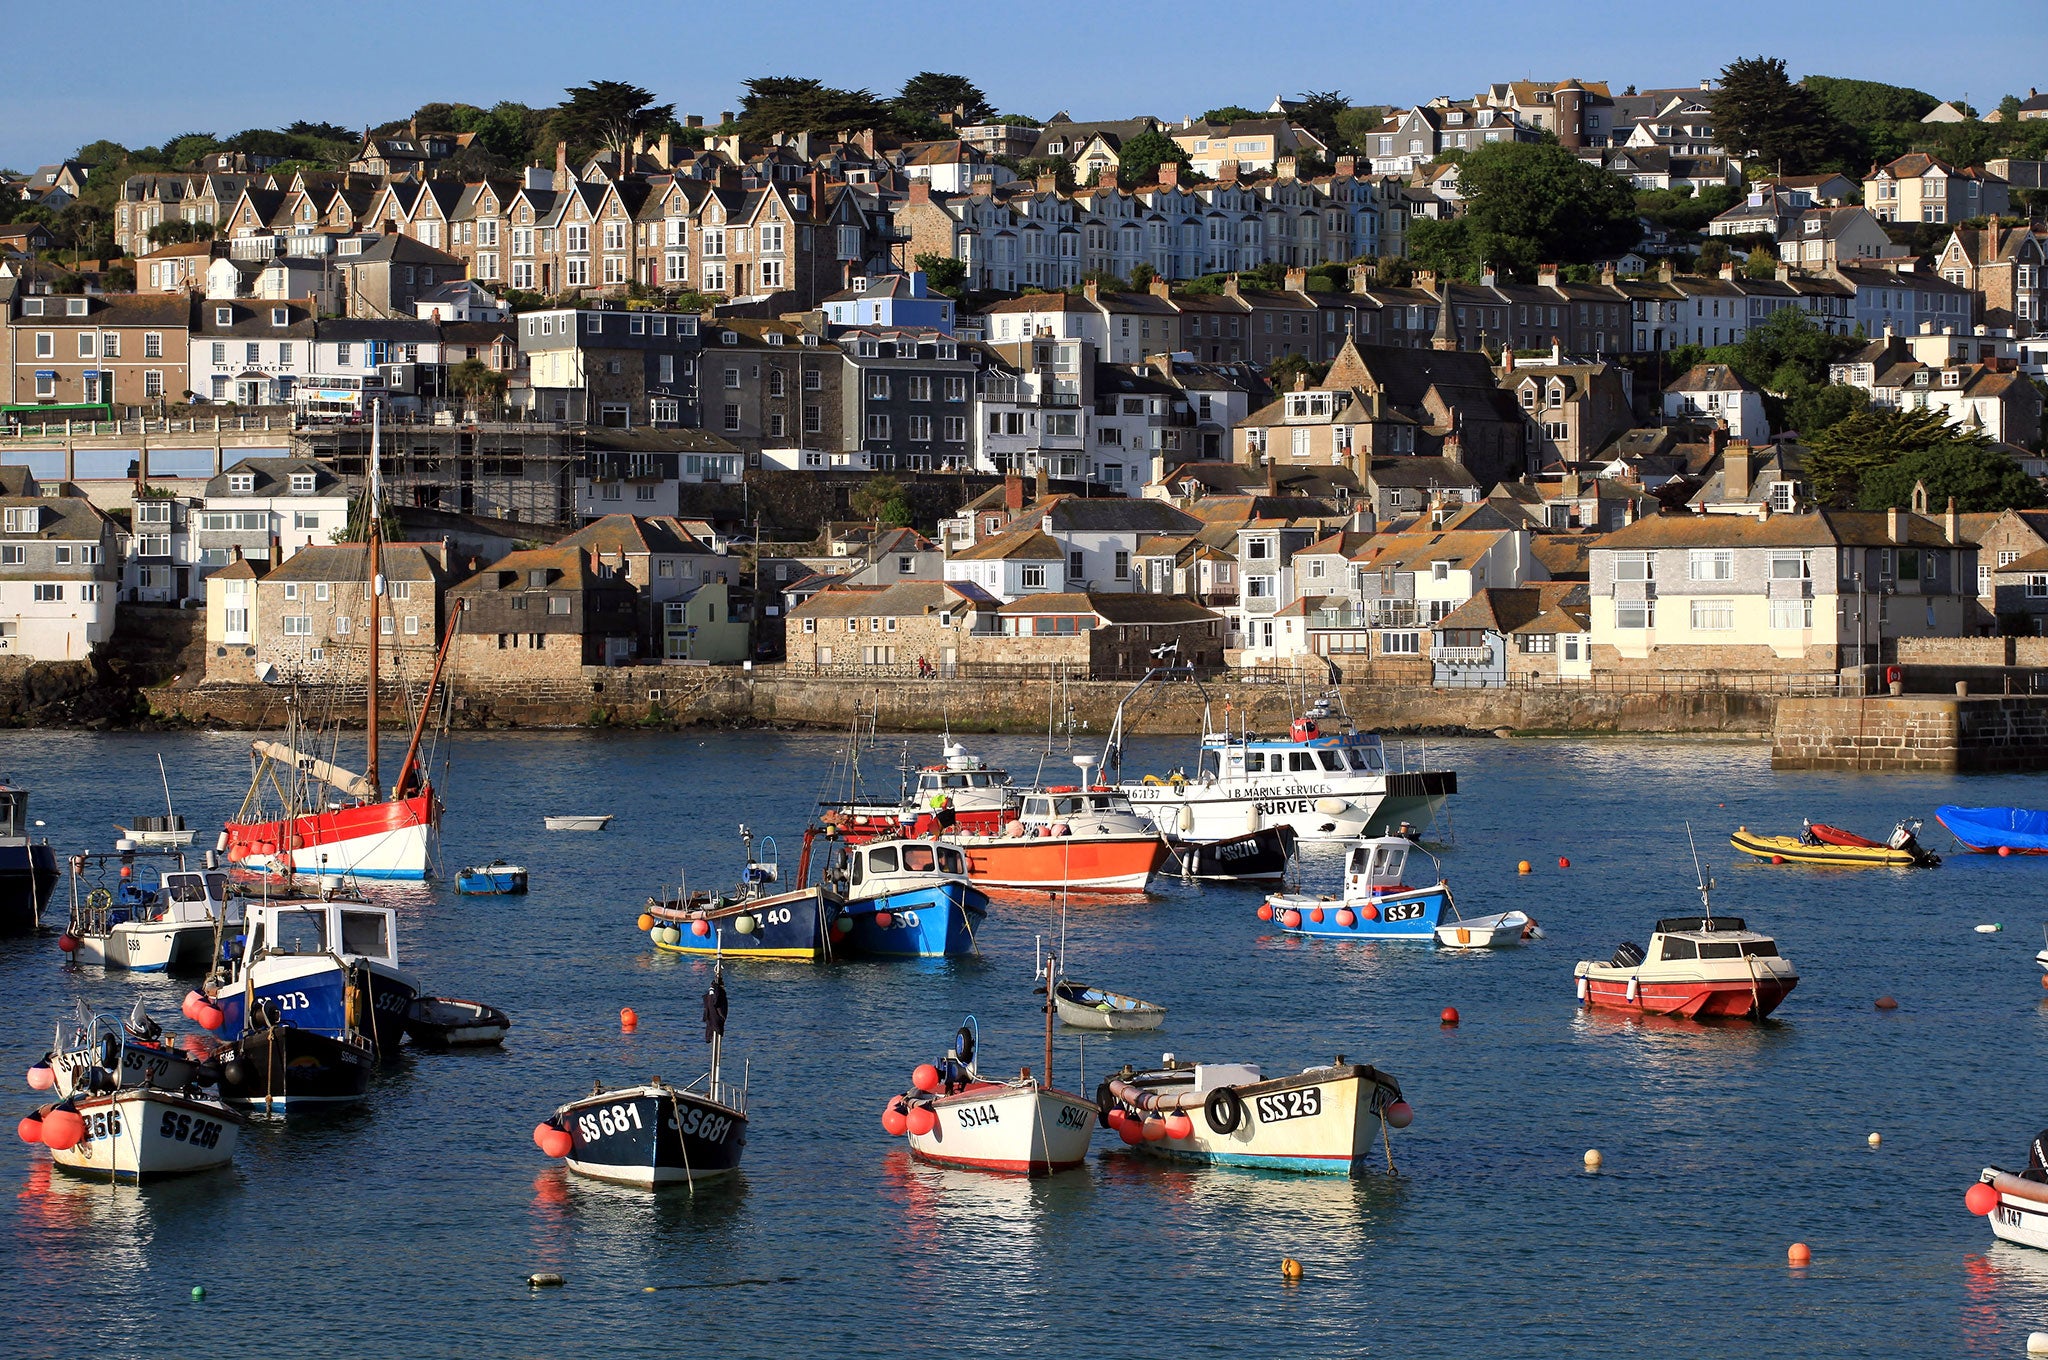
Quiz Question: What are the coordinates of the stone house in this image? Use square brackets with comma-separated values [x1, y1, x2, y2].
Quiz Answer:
[1589, 506, 1978, 673]
[1430, 582, 1592, 686]
[1775, 207, 1902, 271]
[1502, 355, 1633, 469]
[0, 494, 119, 659]
[6, 292, 194, 408]
[333, 235, 466, 320]
[988, 591, 1226, 672]
[554, 514, 734, 655]
[1936, 221, 2047, 336]
[519, 306, 704, 428]
[203, 541, 449, 684]
[447, 543, 642, 679]
[787, 580, 997, 672]
[1956, 509, 2048, 625]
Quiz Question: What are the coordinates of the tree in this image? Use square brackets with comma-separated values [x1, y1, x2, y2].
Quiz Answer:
[896, 73, 994, 126]
[1405, 216, 1475, 280]
[1711, 307, 1856, 390]
[1201, 105, 1263, 125]
[1266, 353, 1327, 392]
[739, 77, 895, 136]
[1803, 407, 1978, 506]
[447, 359, 508, 417]
[850, 475, 912, 527]
[1858, 442, 2046, 513]
[914, 252, 967, 294]
[1114, 129, 1190, 188]
[1291, 91, 1351, 152]
[552, 80, 675, 161]
[1999, 94, 2025, 124]
[1802, 75, 1938, 127]
[1711, 56, 1840, 172]
[1780, 377, 1866, 439]
[1743, 246, 1777, 279]
[1455, 140, 1638, 274]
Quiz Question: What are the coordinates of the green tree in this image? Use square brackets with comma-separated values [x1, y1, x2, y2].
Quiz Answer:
[1801, 75, 1938, 127]
[1998, 94, 2025, 124]
[1290, 91, 1351, 152]
[1780, 378, 1867, 438]
[1712, 56, 1841, 172]
[1858, 442, 2046, 512]
[1266, 353, 1327, 392]
[552, 81, 675, 161]
[1406, 216, 1475, 280]
[1455, 140, 1638, 275]
[896, 73, 994, 126]
[739, 77, 897, 136]
[850, 475, 913, 527]
[447, 359, 509, 417]
[1711, 307, 1856, 389]
[913, 252, 967, 294]
[1201, 106, 1263, 125]
[1803, 407, 1976, 506]
[1743, 246, 1778, 279]
[1114, 129, 1190, 187]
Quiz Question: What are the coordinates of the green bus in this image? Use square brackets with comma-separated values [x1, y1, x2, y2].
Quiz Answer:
[0, 402, 116, 426]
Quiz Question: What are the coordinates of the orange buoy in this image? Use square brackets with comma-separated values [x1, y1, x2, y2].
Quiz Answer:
[620, 1007, 638, 1031]
[690, 920, 710, 936]
[1360, 903, 1379, 921]
[1771, 855, 1785, 864]
[636, 913, 654, 932]
[1875, 996, 1898, 1010]
[2000, 846, 2014, 858]
[1440, 1007, 1459, 1026]
[1557, 856, 1570, 869]
[1787, 1242, 1811, 1265]
[881, 1100, 909, 1136]
[905, 1105, 937, 1136]
[1281, 1257, 1304, 1282]
[1517, 860, 1532, 875]
[1967, 1182, 2001, 1215]
[1164, 1112, 1194, 1139]
[912, 1064, 941, 1094]
[1335, 908, 1356, 927]
[1257, 902, 1274, 922]
[1280, 909, 1302, 930]
[1309, 907, 1325, 925]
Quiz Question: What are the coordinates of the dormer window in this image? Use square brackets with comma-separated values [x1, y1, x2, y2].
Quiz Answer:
[215, 307, 233, 326]
[857, 339, 879, 357]
[1942, 369, 1961, 388]
[228, 473, 255, 494]
[1913, 370, 1930, 386]
[66, 298, 88, 316]
[720, 331, 738, 345]
[290, 473, 316, 495]
[766, 332, 785, 346]
[271, 308, 288, 327]
[20, 299, 40, 316]
[896, 340, 918, 358]
[527, 569, 547, 588]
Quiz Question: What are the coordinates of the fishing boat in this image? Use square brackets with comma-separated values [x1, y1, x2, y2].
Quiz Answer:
[941, 760, 1169, 894]
[1102, 1054, 1412, 1177]
[640, 827, 834, 961]
[537, 961, 748, 1187]
[832, 740, 1019, 839]
[1165, 825, 1297, 882]
[883, 999, 1098, 1176]
[405, 996, 511, 1048]
[201, 896, 421, 1055]
[0, 782, 60, 936]
[222, 408, 454, 883]
[454, 861, 528, 895]
[1261, 834, 1453, 940]
[115, 755, 195, 847]
[1433, 907, 1533, 949]
[1937, 806, 2048, 855]
[1099, 672, 1457, 844]
[818, 835, 987, 958]
[1052, 978, 1166, 1031]
[545, 814, 613, 832]
[63, 851, 238, 974]
[25, 1002, 242, 1180]
[1731, 818, 1939, 868]
[209, 1002, 375, 1110]
[1574, 916, 1797, 1020]
[1969, 1132, 2048, 1249]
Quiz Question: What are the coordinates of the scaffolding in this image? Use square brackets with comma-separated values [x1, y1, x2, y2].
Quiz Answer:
[296, 421, 583, 528]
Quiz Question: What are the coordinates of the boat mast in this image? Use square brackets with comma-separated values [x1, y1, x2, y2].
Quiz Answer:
[365, 402, 384, 800]
[1041, 948, 1056, 1086]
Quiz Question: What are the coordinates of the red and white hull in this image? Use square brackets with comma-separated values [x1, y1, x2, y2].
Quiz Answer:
[952, 832, 1167, 893]
[225, 790, 438, 881]
[906, 1080, 1098, 1176]
[1577, 974, 1796, 1020]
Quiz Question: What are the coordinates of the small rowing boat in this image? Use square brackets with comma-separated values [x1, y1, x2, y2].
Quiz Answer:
[1052, 978, 1166, 1031]
[544, 815, 613, 832]
[455, 861, 528, 894]
[1433, 909, 1532, 949]
[1731, 819, 1939, 868]
[406, 996, 511, 1048]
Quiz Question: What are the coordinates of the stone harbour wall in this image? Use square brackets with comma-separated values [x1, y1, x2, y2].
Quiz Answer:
[1772, 695, 2048, 773]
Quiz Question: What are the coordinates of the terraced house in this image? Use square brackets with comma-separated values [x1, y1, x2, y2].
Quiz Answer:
[0, 493, 118, 660]
[5, 293, 192, 407]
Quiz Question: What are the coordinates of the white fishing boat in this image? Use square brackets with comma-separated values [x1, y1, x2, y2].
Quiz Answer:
[65, 852, 238, 974]
[545, 814, 613, 832]
[1100, 673, 1457, 844]
[884, 999, 1097, 1176]
[115, 756, 195, 847]
[1104, 1054, 1412, 1177]
[1052, 978, 1166, 1032]
[1433, 908, 1533, 949]
[31, 1085, 241, 1181]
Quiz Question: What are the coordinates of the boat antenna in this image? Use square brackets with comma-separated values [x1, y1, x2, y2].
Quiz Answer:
[157, 753, 175, 823]
[706, 939, 728, 1102]
[1685, 822, 1715, 921]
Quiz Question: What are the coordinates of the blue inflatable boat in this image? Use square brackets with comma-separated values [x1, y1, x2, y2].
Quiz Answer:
[1936, 806, 2048, 854]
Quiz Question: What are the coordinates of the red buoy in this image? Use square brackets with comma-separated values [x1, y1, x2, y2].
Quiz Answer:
[905, 1105, 937, 1136]
[17, 1114, 42, 1144]
[57, 934, 78, 954]
[1309, 907, 1325, 925]
[1256, 902, 1274, 922]
[1558, 856, 1570, 869]
[540, 1127, 572, 1158]
[1164, 1112, 1194, 1139]
[1440, 1007, 1460, 1026]
[2000, 846, 2014, 858]
[1771, 855, 1785, 865]
[1385, 1100, 1414, 1129]
[1875, 996, 1898, 1010]
[194, 1004, 224, 1032]
[1118, 1120, 1145, 1145]
[690, 920, 710, 936]
[26, 1063, 53, 1091]
[1281, 909, 1303, 930]
[1106, 1108, 1127, 1129]
[38, 1109, 84, 1151]
[1361, 904, 1380, 921]
[874, 912, 894, 929]
[620, 1007, 638, 1032]
[1967, 1181, 2001, 1216]
[912, 1064, 941, 1094]
[1141, 1118, 1167, 1142]
[1336, 909, 1356, 927]
[181, 991, 203, 1021]
[881, 1100, 909, 1136]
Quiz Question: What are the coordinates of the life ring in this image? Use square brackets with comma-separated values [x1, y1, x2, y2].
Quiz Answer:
[1885, 665, 1903, 686]
[1142, 775, 1165, 786]
[86, 887, 113, 909]
[1204, 1085, 1244, 1135]
[1168, 773, 1186, 792]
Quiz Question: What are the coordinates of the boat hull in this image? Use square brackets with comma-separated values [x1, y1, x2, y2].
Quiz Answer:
[906, 1081, 1097, 1176]
[1731, 830, 1922, 867]
[558, 1085, 746, 1187]
[40, 1089, 240, 1180]
[1125, 1066, 1399, 1177]
[954, 832, 1168, 892]
[1982, 1169, 2048, 1250]
[1166, 825, 1297, 881]
[1053, 982, 1166, 1031]
[213, 1023, 375, 1109]
[1121, 770, 1455, 844]
[73, 920, 217, 973]
[405, 996, 510, 1048]
[545, 816, 612, 832]
[1577, 973, 1798, 1019]
[213, 953, 419, 1054]
[837, 883, 986, 958]
[1937, 805, 2048, 854]
[649, 886, 831, 961]
[0, 841, 61, 936]
[225, 790, 438, 881]
[1433, 910, 1530, 948]
[1265, 883, 1451, 940]
[455, 867, 527, 894]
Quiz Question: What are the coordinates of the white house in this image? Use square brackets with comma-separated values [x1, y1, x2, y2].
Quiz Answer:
[1662, 362, 1768, 441]
[197, 457, 351, 565]
[189, 298, 318, 406]
[943, 526, 1068, 602]
[0, 495, 119, 658]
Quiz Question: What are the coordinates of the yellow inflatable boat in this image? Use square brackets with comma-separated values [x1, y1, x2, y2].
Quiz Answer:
[1730, 821, 1940, 868]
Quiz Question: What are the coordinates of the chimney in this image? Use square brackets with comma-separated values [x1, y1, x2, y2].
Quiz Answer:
[553, 140, 570, 191]
[1719, 261, 1738, 281]
[1035, 171, 1057, 194]
[1502, 347, 1515, 374]
[1725, 439, 1751, 501]
[971, 177, 993, 198]
[1414, 269, 1438, 292]
[1036, 465, 1050, 500]
[1623, 497, 1637, 527]
[1083, 278, 1101, 303]
[1549, 335, 1562, 365]
[1293, 372, 1309, 391]
[1098, 165, 1117, 190]
[656, 132, 672, 166]
[686, 114, 704, 129]
[408, 116, 418, 140]
[907, 178, 931, 205]
[1284, 266, 1307, 293]
[1775, 262, 1792, 283]
[1657, 259, 1676, 282]
[1480, 268, 1497, 288]
[1276, 156, 1298, 181]
[1148, 275, 1172, 300]
[1946, 495, 1959, 544]
[632, 132, 645, 158]
[1004, 473, 1025, 511]
[720, 112, 735, 127]
[1888, 505, 1902, 543]
[1218, 159, 1239, 185]
[1599, 262, 1617, 286]
[1157, 161, 1179, 188]
[1334, 154, 1356, 176]
[1537, 263, 1560, 289]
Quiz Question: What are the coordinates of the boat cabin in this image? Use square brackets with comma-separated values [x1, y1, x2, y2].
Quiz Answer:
[1647, 916, 1781, 961]
[825, 838, 971, 890]
[159, 870, 237, 926]
[0, 784, 30, 840]
[1345, 835, 1419, 893]
[238, 900, 401, 968]
[915, 768, 1010, 798]
[1195, 729, 1387, 784]
[1021, 789, 1138, 822]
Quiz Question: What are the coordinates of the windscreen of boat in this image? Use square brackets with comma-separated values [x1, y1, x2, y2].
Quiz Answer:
[1346, 747, 1383, 771]
[1318, 750, 1347, 772]
[1373, 845, 1405, 878]
[869, 846, 899, 874]
[1698, 941, 1743, 959]
[900, 845, 935, 873]
[1087, 794, 1125, 812]
[340, 910, 391, 960]
[1742, 940, 1779, 957]
[271, 912, 326, 954]
[1659, 937, 1699, 960]
[166, 874, 210, 902]
[1289, 752, 1318, 772]
[941, 774, 970, 789]
[968, 773, 993, 787]
[1053, 796, 1084, 816]
[936, 846, 965, 875]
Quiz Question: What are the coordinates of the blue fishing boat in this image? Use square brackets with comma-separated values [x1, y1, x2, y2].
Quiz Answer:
[455, 861, 529, 895]
[0, 782, 59, 935]
[820, 837, 987, 959]
[1936, 805, 2048, 855]
[205, 898, 421, 1054]
[639, 828, 835, 962]
[1261, 835, 1452, 940]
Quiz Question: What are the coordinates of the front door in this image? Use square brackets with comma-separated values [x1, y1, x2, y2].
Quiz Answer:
[238, 381, 262, 405]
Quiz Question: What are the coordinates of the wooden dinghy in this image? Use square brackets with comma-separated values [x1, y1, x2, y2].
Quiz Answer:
[405, 996, 511, 1048]
[1052, 978, 1166, 1031]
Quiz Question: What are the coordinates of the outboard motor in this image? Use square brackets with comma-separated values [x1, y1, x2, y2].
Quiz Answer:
[124, 998, 162, 1044]
[1611, 941, 1646, 968]
[2028, 1128, 2048, 1182]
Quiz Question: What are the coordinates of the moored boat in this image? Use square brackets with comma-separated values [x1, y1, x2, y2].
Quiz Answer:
[947, 776, 1168, 893]
[536, 962, 747, 1187]
[640, 828, 833, 961]
[64, 852, 239, 974]
[203, 896, 421, 1055]
[1732, 818, 1939, 868]
[455, 861, 528, 895]
[27, 1086, 240, 1181]
[1103, 1054, 1412, 1177]
[1937, 805, 2048, 855]
[1052, 978, 1166, 1031]
[405, 996, 511, 1048]
[882, 1014, 1097, 1177]
[210, 1008, 375, 1111]
[1261, 834, 1452, 940]
[1573, 915, 1798, 1020]
[1165, 824, 1297, 881]
[545, 814, 613, 832]
[1969, 1132, 2048, 1249]
[819, 836, 987, 958]
[0, 782, 60, 936]
[1433, 908, 1532, 949]
[833, 740, 1019, 839]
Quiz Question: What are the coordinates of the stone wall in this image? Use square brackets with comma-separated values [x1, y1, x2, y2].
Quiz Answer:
[1772, 695, 2048, 772]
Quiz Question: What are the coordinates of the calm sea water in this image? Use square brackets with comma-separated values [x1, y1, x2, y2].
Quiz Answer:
[5, 727, 2048, 1357]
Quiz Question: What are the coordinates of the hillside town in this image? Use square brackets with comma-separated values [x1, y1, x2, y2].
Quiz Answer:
[3, 59, 2048, 703]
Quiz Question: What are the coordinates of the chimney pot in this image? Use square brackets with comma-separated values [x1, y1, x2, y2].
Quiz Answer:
[1157, 161, 1179, 188]
[1888, 505, 1903, 543]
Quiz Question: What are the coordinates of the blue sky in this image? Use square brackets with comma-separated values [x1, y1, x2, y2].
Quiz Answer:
[2, 0, 2036, 172]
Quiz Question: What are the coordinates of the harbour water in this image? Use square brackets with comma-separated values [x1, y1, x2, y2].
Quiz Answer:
[6, 728, 2048, 1357]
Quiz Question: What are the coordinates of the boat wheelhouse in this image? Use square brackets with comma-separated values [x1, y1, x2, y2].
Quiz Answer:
[819, 837, 987, 958]
[836, 740, 1019, 839]
[207, 897, 420, 1053]
[946, 777, 1169, 893]
[1263, 834, 1453, 940]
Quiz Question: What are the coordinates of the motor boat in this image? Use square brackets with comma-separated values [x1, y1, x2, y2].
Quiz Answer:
[941, 758, 1168, 893]
[202, 893, 421, 1055]
[0, 782, 60, 935]
[817, 836, 987, 958]
[1573, 915, 1798, 1020]
[1102, 1053, 1412, 1177]
[63, 851, 239, 974]
[455, 861, 528, 894]
[545, 815, 613, 832]
[1262, 834, 1452, 940]
[1969, 1130, 2048, 1249]
[831, 740, 1019, 840]
[640, 828, 833, 962]
[1937, 806, 2048, 855]
[405, 997, 511, 1048]
[1732, 818, 1939, 868]
[25, 1002, 241, 1180]
[1165, 825, 1297, 882]
[882, 1014, 1097, 1177]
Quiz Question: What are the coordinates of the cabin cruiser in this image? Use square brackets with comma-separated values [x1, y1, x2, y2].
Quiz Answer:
[818, 836, 987, 958]
[64, 850, 239, 973]
[945, 764, 1169, 893]
[1574, 915, 1798, 1020]
[204, 895, 420, 1054]
[1100, 681, 1456, 844]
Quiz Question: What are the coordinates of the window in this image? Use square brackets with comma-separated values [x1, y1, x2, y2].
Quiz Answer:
[2030, 575, 2048, 600]
[144, 370, 163, 398]
[1612, 552, 1653, 582]
[1021, 565, 1046, 589]
[1615, 601, 1654, 629]
[1689, 599, 1735, 631]
[724, 404, 742, 432]
[547, 596, 571, 615]
[77, 332, 97, 360]
[1769, 597, 1814, 629]
[908, 415, 932, 441]
[1380, 631, 1419, 654]
[290, 473, 316, 495]
[0, 547, 21, 566]
[866, 373, 890, 400]
[865, 415, 890, 440]
[281, 614, 311, 635]
[1113, 550, 1129, 581]
[1687, 549, 1733, 581]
